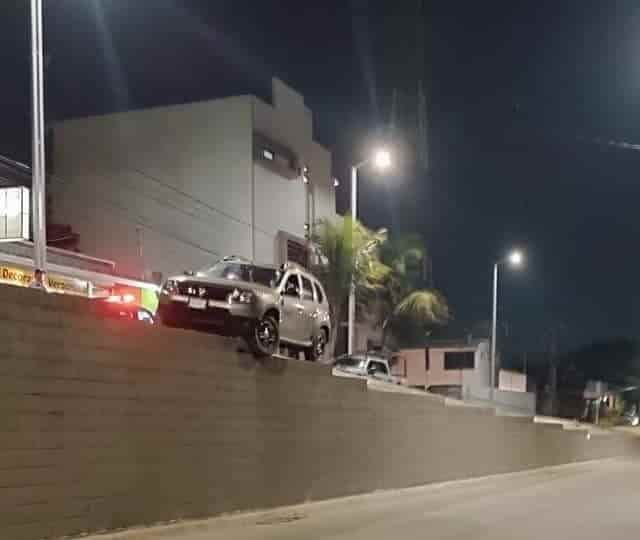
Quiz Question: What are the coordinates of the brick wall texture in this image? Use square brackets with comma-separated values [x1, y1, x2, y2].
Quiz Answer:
[0, 284, 637, 539]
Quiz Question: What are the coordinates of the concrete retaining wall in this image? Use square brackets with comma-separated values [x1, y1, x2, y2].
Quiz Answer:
[0, 285, 637, 540]
[467, 385, 537, 416]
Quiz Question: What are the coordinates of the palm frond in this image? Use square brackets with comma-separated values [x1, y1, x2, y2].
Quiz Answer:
[394, 290, 451, 326]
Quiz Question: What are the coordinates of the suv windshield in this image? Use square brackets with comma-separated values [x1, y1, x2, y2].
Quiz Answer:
[198, 262, 277, 286]
[252, 266, 278, 287]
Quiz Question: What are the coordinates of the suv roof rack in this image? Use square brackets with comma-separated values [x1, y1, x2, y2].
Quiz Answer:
[282, 261, 308, 272]
[222, 255, 251, 263]
[221, 255, 278, 270]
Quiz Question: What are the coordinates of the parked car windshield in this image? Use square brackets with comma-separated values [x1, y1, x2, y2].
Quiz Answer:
[198, 262, 277, 286]
[335, 355, 365, 368]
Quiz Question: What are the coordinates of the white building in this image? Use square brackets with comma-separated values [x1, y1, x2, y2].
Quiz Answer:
[394, 339, 491, 396]
[394, 339, 536, 416]
[50, 78, 336, 281]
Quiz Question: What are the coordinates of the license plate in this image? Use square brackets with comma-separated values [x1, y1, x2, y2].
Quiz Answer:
[189, 298, 207, 310]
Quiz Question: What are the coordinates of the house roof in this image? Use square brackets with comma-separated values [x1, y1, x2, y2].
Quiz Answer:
[427, 338, 489, 349]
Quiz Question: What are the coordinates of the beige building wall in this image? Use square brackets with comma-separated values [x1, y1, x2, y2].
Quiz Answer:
[427, 342, 490, 389]
[428, 348, 466, 387]
[397, 343, 491, 390]
[395, 348, 427, 387]
[252, 80, 335, 266]
[500, 369, 528, 393]
[52, 96, 254, 279]
[52, 79, 336, 279]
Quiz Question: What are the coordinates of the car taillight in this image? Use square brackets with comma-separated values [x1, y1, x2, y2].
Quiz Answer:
[106, 293, 136, 304]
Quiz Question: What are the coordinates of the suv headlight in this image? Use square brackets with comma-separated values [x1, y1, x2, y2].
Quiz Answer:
[227, 289, 255, 304]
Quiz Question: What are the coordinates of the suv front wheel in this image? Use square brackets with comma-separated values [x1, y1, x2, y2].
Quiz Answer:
[247, 314, 280, 357]
[304, 329, 328, 362]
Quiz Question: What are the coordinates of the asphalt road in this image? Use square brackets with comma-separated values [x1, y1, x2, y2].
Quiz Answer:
[106, 458, 639, 540]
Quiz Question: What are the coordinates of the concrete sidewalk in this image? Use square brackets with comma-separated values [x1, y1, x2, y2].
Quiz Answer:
[87, 458, 639, 540]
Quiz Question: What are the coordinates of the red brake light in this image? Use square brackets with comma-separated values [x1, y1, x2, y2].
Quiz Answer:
[106, 294, 136, 305]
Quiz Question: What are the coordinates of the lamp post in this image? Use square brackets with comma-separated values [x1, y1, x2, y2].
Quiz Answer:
[30, 0, 47, 275]
[490, 249, 523, 396]
[347, 148, 392, 355]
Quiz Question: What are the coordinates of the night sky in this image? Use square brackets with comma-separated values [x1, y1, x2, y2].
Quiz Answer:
[3, 1, 640, 354]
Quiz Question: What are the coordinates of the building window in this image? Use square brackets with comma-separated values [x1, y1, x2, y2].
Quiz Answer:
[444, 351, 475, 370]
[253, 132, 299, 179]
[425, 349, 430, 371]
[287, 239, 309, 268]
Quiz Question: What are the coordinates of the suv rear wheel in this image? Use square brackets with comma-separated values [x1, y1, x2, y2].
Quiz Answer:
[247, 314, 279, 357]
[304, 329, 328, 362]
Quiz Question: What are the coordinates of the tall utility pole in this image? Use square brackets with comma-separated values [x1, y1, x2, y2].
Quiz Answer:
[347, 150, 392, 355]
[31, 0, 47, 273]
[347, 165, 358, 355]
[490, 263, 499, 395]
[490, 251, 524, 397]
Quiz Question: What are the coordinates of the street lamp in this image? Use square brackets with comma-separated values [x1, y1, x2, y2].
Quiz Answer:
[508, 250, 523, 267]
[347, 147, 392, 355]
[373, 149, 392, 170]
[490, 249, 524, 396]
[30, 0, 47, 275]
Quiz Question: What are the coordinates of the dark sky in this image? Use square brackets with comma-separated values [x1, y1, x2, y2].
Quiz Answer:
[4, 1, 640, 353]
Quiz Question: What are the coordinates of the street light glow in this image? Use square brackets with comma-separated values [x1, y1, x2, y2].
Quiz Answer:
[374, 148, 392, 170]
[509, 250, 523, 267]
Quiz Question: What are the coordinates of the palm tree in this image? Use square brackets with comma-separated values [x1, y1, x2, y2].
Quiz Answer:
[378, 234, 450, 348]
[312, 216, 390, 356]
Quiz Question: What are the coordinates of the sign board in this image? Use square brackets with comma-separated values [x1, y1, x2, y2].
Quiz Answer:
[0, 262, 158, 312]
[0, 187, 30, 242]
[0, 264, 89, 296]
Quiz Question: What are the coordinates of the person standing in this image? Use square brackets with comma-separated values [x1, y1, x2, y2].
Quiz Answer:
[29, 268, 49, 292]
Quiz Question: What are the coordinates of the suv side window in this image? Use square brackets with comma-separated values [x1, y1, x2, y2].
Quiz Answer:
[368, 360, 389, 375]
[301, 276, 314, 302]
[314, 281, 324, 304]
[284, 274, 300, 297]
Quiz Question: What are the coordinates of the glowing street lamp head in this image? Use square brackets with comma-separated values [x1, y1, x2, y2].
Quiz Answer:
[373, 148, 392, 170]
[508, 250, 524, 267]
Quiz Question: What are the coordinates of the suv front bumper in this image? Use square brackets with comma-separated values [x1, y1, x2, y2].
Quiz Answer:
[158, 295, 257, 337]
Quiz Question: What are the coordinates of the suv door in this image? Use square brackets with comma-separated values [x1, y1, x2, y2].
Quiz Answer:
[299, 275, 316, 342]
[279, 272, 305, 342]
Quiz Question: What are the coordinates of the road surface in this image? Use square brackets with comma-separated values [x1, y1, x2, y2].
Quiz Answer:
[103, 458, 639, 540]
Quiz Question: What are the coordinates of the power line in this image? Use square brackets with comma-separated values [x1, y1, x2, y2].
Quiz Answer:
[48, 169, 278, 254]
[127, 166, 255, 230]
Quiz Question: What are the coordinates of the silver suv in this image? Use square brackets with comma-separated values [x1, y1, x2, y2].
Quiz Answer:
[158, 258, 331, 360]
